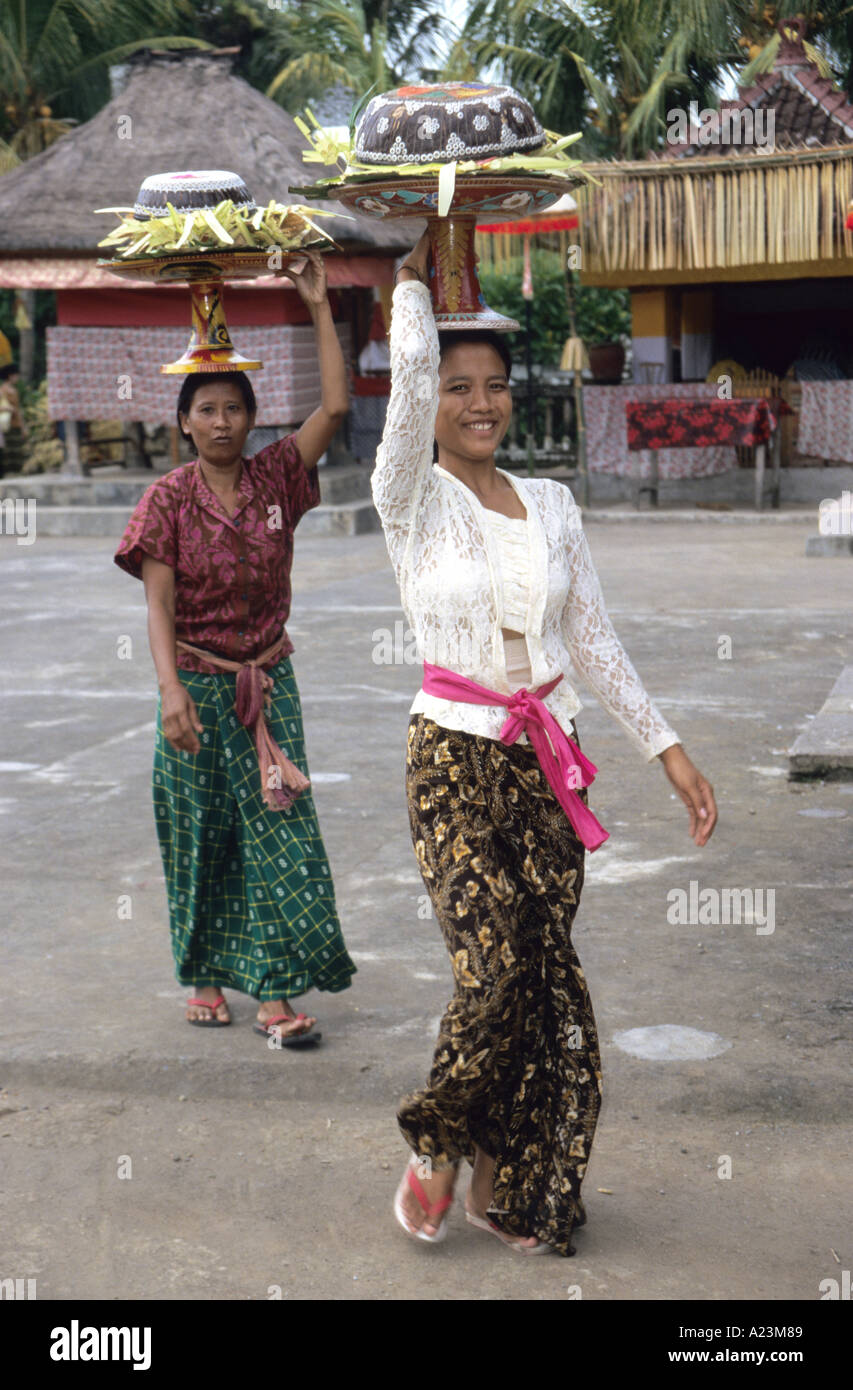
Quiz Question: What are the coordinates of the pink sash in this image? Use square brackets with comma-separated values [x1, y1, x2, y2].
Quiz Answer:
[176, 634, 310, 811]
[421, 661, 609, 851]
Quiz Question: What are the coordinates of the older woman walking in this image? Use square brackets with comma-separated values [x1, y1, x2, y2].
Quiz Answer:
[115, 251, 355, 1043]
[376, 233, 717, 1254]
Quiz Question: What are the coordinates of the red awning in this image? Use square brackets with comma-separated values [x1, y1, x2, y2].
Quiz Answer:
[478, 213, 578, 234]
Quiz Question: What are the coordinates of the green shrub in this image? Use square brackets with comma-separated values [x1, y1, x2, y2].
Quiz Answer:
[478, 251, 630, 366]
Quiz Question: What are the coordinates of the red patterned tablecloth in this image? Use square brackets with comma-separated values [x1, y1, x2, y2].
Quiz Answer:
[46, 323, 352, 425]
[584, 383, 735, 478]
[626, 397, 776, 451]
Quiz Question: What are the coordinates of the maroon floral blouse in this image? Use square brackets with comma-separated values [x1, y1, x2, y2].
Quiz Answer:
[114, 435, 319, 674]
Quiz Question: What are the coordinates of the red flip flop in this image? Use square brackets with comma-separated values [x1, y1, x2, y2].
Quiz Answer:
[394, 1157, 456, 1243]
[186, 995, 230, 1027]
[253, 1012, 322, 1048]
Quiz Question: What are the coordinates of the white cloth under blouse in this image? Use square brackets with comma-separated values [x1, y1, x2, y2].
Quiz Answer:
[371, 279, 681, 762]
[488, 510, 533, 687]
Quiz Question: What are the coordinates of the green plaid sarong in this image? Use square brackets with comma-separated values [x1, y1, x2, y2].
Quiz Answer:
[152, 656, 356, 1001]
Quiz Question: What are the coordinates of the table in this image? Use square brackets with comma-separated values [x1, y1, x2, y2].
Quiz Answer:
[625, 397, 781, 509]
[584, 382, 735, 480]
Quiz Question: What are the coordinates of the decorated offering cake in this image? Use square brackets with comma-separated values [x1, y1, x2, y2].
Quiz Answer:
[353, 82, 545, 164]
[293, 80, 583, 192]
[292, 81, 588, 332]
[95, 169, 342, 373]
[97, 168, 337, 260]
[133, 169, 256, 217]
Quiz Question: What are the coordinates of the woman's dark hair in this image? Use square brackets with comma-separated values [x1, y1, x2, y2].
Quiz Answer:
[433, 330, 513, 461]
[437, 329, 513, 379]
[176, 371, 257, 443]
[0, 362, 19, 381]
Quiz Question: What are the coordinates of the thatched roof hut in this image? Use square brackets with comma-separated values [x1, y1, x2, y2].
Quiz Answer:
[0, 47, 426, 442]
[576, 17, 853, 288]
[566, 18, 853, 478]
[0, 46, 418, 282]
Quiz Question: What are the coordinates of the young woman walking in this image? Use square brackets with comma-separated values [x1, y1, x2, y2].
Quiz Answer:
[115, 251, 356, 1043]
[375, 232, 717, 1254]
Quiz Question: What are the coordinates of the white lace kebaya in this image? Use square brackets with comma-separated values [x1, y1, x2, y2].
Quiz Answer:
[371, 279, 681, 762]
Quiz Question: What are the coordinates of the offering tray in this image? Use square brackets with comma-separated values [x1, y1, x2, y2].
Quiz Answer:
[330, 172, 577, 331]
[97, 248, 312, 374]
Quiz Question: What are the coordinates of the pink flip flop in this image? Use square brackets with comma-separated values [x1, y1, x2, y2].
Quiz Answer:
[393, 1156, 456, 1244]
[253, 1012, 321, 1048]
[186, 995, 230, 1027]
[464, 1199, 551, 1254]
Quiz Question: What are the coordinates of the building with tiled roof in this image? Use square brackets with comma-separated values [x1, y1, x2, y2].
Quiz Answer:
[575, 16, 853, 403]
[671, 16, 853, 156]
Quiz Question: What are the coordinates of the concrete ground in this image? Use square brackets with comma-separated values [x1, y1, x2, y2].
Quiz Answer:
[1, 516, 851, 1302]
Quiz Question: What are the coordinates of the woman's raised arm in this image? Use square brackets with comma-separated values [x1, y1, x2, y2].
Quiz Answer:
[371, 231, 440, 583]
[284, 250, 349, 469]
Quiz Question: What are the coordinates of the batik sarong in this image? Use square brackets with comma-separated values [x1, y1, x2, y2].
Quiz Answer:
[152, 656, 355, 1000]
[398, 714, 602, 1255]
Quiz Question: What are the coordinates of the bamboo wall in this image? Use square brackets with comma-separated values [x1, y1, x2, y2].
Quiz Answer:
[574, 146, 853, 276]
[475, 227, 576, 273]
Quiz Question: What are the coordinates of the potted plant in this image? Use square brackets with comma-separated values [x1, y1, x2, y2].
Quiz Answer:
[573, 284, 630, 383]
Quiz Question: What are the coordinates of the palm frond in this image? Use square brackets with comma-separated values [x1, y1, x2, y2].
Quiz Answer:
[562, 48, 616, 120]
[348, 78, 382, 142]
[0, 136, 21, 173]
[267, 52, 359, 102]
[737, 32, 781, 88]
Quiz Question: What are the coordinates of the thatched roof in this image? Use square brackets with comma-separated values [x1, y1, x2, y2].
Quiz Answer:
[577, 143, 853, 285]
[0, 48, 420, 255]
[576, 18, 853, 286]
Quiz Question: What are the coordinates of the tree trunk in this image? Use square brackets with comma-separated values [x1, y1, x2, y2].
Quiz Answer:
[16, 291, 36, 383]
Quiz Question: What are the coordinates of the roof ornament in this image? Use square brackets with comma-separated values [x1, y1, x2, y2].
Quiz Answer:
[775, 15, 810, 69]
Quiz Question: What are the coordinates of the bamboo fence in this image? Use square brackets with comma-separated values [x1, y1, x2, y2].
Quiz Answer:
[476, 227, 578, 272]
[566, 146, 853, 274]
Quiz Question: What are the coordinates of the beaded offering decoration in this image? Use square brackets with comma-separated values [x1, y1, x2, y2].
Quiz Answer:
[292, 82, 587, 332]
[354, 82, 545, 164]
[96, 170, 341, 373]
[133, 170, 256, 218]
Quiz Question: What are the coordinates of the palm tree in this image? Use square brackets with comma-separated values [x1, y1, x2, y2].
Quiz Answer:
[363, 0, 448, 74]
[443, 0, 853, 157]
[255, 0, 449, 116]
[0, 0, 207, 382]
[440, 0, 735, 156]
[0, 0, 207, 164]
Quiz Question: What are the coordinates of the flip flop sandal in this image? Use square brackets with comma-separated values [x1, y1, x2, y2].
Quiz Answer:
[464, 1202, 551, 1254]
[253, 1013, 322, 1048]
[186, 995, 230, 1027]
[394, 1156, 457, 1243]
